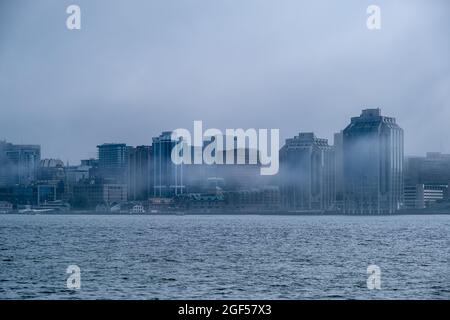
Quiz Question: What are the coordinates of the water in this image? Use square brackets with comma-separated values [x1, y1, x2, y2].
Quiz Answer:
[0, 214, 448, 299]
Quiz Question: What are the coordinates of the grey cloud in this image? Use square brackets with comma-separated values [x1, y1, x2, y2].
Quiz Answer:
[0, 0, 449, 162]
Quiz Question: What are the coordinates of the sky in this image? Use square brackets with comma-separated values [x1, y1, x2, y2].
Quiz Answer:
[0, 0, 449, 163]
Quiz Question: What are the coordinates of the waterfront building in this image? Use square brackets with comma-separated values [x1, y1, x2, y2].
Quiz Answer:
[0, 184, 35, 206]
[343, 108, 403, 214]
[225, 186, 281, 211]
[36, 184, 57, 205]
[127, 145, 152, 201]
[151, 132, 184, 197]
[66, 164, 91, 184]
[71, 181, 127, 209]
[0, 140, 40, 186]
[404, 152, 450, 200]
[38, 159, 65, 181]
[0, 201, 13, 213]
[279, 132, 335, 211]
[403, 184, 444, 209]
[333, 131, 344, 211]
[97, 143, 130, 184]
[176, 193, 226, 212]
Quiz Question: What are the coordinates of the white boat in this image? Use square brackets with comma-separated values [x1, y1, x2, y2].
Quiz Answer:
[19, 208, 53, 214]
[19, 206, 53, 214]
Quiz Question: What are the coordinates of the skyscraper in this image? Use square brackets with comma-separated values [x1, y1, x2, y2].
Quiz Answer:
[279, 133, 335, 211]
[333, 131, 344, 211]
[127, 145, 152, 200]
[151, 132, 184, 197]
[0, 140, 41, 186]
[343, 109, 403, 214]
[97, 143, 130, 184]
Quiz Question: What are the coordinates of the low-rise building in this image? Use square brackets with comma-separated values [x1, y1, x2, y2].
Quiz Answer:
[72, 181, 127, 209]
[0, 201, 13, 213]
[403, 184, 445, 209]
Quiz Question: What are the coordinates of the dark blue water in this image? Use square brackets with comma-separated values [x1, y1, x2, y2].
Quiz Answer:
[0, 214, 448, 299]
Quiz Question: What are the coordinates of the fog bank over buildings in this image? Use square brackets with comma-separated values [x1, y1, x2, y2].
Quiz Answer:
[1, 0, 450, 162]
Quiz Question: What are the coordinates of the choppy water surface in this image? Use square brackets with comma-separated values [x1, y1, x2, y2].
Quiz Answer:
[0, 214, 448, 299]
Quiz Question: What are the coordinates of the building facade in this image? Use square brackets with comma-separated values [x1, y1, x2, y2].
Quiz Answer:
[404, 184, 444, 209]
[127, 145, 152, 200]
[0, 140, 40, 186]
[404, 152, 450, 201]
[151, 132, 184, 197]
[343, 109, 403, 214]
[279, 132, 335, 211]
[97, 143, 130, 184]
[71, 181, 127, 209]
[333, 131, 344, 211]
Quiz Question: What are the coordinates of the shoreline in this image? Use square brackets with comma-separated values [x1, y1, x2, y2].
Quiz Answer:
[2, 210, 450, 216]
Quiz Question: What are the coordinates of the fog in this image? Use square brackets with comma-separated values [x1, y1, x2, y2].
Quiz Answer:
[0, 0, 449, 163]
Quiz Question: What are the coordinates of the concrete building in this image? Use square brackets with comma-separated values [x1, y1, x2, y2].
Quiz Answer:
[97, 143, 130, 184]
[343, 109, 403, 214]
[333, 131, 344, 211]
[226, 186, 281, 211]
[176, 193, 226, 211]
[404, 152, 450, 200]
[36, 184, 57, 205]
[0, 201, 13, 213]
[103, 184, 127, 204]
[37, 159, 65, 181]
[404, 184, 445, 209]
[36, 159, 67, 202]
[0, 140, 40, 186]
[72, 181, 127, 209]
[279, 132, 335, 211]
[127, 145, 152, 200]
[66, 164, 91, 184]
[151, 132, 184, 197]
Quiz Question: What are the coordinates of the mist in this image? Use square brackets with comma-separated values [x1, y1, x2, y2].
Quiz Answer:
[0, 0, 449, 163]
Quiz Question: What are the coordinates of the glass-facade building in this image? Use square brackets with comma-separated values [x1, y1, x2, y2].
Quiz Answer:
[343, 109, 403, 214]
[279, 132, 335, 211]
[97, 143, 130, 184]
[0, 140, 41, 187]
[151, 132, 184, 197]
[127, 145, 152, 200]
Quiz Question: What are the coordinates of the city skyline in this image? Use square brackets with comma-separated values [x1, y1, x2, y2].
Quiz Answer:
[3, 108, 449, 214]
[1, 107, 447, 164]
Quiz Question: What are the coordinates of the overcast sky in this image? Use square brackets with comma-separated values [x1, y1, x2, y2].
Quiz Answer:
[0, 0, 449, 163]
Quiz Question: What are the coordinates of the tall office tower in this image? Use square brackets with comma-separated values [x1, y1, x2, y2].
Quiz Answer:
[333, 131, 344, 210]
[97, 143, 130, 184]
[151, 132, 184, 197]
[279, 133, 335, 211]
[343, 108, 403, 214]
[0, 140, 41, 186]
[127, 145, 152, 201]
